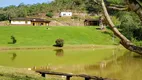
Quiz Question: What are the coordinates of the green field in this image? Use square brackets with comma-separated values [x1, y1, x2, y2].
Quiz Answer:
[0, 26, 118, 47]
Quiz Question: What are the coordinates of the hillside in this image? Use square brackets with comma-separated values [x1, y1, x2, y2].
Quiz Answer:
[0, 26, 119, 47]
[0, 0, 126, 21]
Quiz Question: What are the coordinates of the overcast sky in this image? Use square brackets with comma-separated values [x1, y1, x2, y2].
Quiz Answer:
[0, 0, 54, 7]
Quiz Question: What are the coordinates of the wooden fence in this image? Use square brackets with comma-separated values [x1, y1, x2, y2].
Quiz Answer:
[36, 70, 112, 80]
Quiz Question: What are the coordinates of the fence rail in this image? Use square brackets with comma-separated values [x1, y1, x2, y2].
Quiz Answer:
[36, 70, 112, 80]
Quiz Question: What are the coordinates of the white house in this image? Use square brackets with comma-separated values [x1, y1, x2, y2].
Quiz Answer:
[59, 12, 72, 17]
[11, 20, 31, 24]
[9, 18, 50, 26]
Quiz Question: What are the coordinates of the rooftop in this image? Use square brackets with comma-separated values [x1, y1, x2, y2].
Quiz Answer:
[10, 18, 50, 23]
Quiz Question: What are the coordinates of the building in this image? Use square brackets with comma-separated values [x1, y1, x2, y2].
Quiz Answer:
[9, 18, 50, 26]
[59, 12, 72, 17]
[84, 19, 100, 26]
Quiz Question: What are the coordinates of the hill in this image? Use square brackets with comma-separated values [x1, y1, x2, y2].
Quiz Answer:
[0, 0, 126, 21]
[0, 26, 119, 47]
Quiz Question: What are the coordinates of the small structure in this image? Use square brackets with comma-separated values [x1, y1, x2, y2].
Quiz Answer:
[9, 18, 50, 26]
[59, 12, 72, 17]
[84, 19, 99, 26]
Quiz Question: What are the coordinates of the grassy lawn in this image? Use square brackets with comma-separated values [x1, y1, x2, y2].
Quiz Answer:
[0, 66, 44, 80]
[0, 26, 119, 47]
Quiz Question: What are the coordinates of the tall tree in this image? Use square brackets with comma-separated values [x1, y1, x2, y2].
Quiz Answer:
[101, 0, 142, 54]
[126, 0, 142, 21]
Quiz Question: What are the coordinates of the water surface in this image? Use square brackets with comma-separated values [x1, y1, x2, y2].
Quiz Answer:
[0, 47, 124, 67]
[0, 47, 141, 80]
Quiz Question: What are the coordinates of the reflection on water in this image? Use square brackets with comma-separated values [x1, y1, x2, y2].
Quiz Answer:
[54, 49, 64, 57]
[9, 52, 17, 61]
[83, 51, 142, 80]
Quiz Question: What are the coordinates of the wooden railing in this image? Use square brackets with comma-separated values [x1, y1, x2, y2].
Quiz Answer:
[36, 70, 112, 80]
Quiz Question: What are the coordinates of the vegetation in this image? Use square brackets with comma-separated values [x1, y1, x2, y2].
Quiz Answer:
[0, 26, 118, 47]
[102, 0, 142, 54]
[116, 11, 142, 40]
[10, 36, 17, 44]
[54, 38, 64, 47]
[107, 0, 125, 4]
[0, 0, 142, 80]
[0, 0, 141, 45]
[0, 66, 44, 80]
[46, 11, 53, 18]
[0, 0, 141, 49]
[0, 0, 101, 21]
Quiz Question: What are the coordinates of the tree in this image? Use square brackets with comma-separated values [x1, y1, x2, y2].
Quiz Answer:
[126, 0, 142, 21]
[0, 13, 8, 21]
[117, 11, 141, 40]
[85, 0, 102, 14]
[17, 7, 27, 17]
[101, 0, 142, 54]
[46, 11, 53, 18]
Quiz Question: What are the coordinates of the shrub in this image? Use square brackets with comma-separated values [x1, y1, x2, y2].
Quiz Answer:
[71, 15, 79, 19]
[11, 36, 17, 44]
[54, 38, 64, 47]
[46, 12, 53, 18]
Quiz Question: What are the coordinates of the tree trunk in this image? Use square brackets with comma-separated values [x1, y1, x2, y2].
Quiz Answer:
[101, 0, 142, 55]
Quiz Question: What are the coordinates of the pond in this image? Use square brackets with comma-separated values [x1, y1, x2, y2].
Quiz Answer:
[0, 47, 124, 68]
[0, 47, 142, 80]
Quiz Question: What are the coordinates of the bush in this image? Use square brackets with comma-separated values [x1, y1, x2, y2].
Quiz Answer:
[54, 38, 64, 47]
[8, 36, 17, 44]
[71, 15, 79, 19]
[46, 12, 53, 18]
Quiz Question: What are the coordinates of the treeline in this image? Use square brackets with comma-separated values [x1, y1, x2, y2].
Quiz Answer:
[0, 0, 125, 21]
[0, 3, 49, 21]
[0, 0, 103, 21]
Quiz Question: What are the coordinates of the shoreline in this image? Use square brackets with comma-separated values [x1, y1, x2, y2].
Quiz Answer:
[0, 44, 122, 51]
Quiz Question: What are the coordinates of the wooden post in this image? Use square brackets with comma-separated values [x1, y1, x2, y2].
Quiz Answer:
[41, 73, 46, 77]
[85, 77, 90, 80]
[66, 76, 72, 80]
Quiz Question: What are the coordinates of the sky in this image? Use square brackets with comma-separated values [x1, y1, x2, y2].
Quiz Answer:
[0, 0, 54, 7]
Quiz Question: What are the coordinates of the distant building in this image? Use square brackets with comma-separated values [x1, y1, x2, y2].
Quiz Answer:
[84, 18, 108, 26]
[9, 18, 50, 26]
[59, 12, 72, 17]
[84, 19, 99, 26]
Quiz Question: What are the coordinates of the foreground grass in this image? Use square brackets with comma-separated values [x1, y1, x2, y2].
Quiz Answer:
[0, 26, 119, 47]
[0, 66, 44, 80]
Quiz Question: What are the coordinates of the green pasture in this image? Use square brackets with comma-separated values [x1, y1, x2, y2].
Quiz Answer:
[0, 26, 119, 47]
